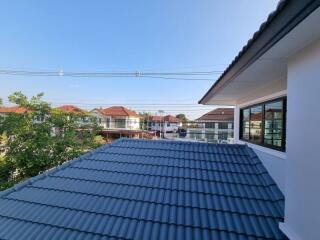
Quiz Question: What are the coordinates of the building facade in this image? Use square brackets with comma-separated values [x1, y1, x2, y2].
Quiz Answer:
[147, 115, 182, 133]
[91, 106, 140, 130]
[199, 1, 320, 239]
[187, 108, 234, 143]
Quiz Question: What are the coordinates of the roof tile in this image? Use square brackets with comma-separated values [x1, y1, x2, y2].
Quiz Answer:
[0, 138, 286, 239]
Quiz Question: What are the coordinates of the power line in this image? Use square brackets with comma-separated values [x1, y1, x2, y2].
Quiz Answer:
[0, 69, 223, 81]
[1, 100, 226, 111]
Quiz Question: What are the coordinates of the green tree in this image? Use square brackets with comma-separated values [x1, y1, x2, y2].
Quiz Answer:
[176, 113, 188, 124]
[0, 92, 103, 184]
[0, 97, 2, 106]
[139, 112, 151, 130]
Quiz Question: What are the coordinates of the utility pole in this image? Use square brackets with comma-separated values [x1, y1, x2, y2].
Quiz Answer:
[158, 110, 165, 139]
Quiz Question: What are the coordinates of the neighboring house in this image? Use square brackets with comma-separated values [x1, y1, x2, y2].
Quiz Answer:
[54, 105, 91, 126]
[91, 106, 140, 130]
[55, 105, 86, 114]
[0, 2, 319, 240]
[187, 108, 234, 143]
[0, 106, 28, 118]
[0, 138, 285, 239]
[147, 115, 182, 133]
[0, 107, 29, 153]
[199, 1, 320, 239]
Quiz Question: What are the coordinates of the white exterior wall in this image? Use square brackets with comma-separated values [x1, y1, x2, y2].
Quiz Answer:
[279, 39, 320, 240]
[126, 117, 140, 130]
[90, 111, 140, 130]
[149, 121, 180, 132]
[234, 91, 287, 193]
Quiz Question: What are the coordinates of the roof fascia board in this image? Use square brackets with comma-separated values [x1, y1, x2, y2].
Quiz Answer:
[199, 0, 320, 104]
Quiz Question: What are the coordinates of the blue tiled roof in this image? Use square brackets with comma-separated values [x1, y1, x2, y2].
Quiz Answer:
[0, 138, 286, 239]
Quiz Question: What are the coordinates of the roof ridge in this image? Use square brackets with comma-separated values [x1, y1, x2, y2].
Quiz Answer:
[122, 106, 130, 116]
[243, 145, 284, 202]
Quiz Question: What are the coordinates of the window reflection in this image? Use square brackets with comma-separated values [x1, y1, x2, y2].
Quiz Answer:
[249, 106, 262, 143]
[241, 109, 250, 140]
[240, 98, 286, 151]
[264, 101, 283, 147]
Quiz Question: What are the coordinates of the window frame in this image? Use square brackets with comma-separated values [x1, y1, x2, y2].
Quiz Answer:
[239, 97, 286, 152]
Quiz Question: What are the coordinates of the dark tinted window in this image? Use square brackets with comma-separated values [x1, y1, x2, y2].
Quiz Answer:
[249, 105, 262, 143]
[240, 97, 286, 151]
[241, 109, 250, 140]
[264, 100, 284, 148]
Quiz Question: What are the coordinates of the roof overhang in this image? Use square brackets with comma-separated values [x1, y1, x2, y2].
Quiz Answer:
[199, 0, 320, 105]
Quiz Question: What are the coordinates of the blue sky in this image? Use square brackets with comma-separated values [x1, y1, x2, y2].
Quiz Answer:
[0, 0, 278, 119]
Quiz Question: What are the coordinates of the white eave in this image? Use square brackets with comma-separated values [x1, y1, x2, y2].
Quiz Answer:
[200, 3, 320, 106]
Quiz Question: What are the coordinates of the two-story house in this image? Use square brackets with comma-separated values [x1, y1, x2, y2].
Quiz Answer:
[54, 105, 91, 126]
[91, 106, 140, 130]
[187, 108, 234, 143]
[147, 115, 182, 133]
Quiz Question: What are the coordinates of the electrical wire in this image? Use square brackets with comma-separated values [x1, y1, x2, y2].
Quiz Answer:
[0, 68, 223, 81]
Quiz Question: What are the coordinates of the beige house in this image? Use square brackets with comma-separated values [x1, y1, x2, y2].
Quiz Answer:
[91, 106, 140, 130]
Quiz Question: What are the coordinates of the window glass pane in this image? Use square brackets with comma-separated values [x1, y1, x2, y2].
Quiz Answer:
[205, 122, 215, 128]
[115, 119, 126, 128]
[218, 122, 228, 129]
[264, 100, 283, 148]
[249, 105, 262, 143]
[241, 109, 250, 140]
[205, 131, 216, 143]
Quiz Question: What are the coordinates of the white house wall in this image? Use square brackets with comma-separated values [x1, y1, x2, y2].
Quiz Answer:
[149, 122, 180, 132]
[280, 38, 320, 240]
[126, 117, 140, 130]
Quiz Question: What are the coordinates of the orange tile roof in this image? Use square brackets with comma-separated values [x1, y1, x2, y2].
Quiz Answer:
[148, 115, 181, 123]
[147, 115, 163, 122]
[164, 115, 181, 123]
[55, 105, 86, 113]
[97, 106, 140, 117]
[0, 106, 29, 114]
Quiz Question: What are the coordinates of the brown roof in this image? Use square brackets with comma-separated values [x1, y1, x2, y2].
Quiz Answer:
[148, 115, 181, 123]
[148, 115, 163, 122]
[197, 108, 234, 122]
[164, 115, 181, 123]
[0, 106, 29, 114]
[97, 106, 140, 117]
[55, 105, 86, 113]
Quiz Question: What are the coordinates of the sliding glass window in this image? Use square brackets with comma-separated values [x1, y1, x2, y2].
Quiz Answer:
[240, 97, 286, 151]
[249, 106, 262, 143]
[241, 109, 250, 140]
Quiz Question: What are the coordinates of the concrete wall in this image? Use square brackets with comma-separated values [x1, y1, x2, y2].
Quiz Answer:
[127, 117, 140, 130]
[280, 39, 320, 240]
[234, 91, 287, 193]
